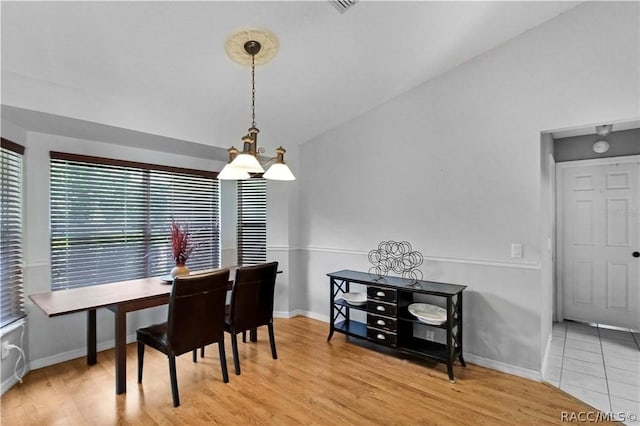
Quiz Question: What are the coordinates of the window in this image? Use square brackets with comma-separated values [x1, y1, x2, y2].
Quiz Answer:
[237, 178, 266, 265]
[1, 138, 25, 328]
[50, 152, 220, 290]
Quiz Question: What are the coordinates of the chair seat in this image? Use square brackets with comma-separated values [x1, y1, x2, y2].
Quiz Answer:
[137, 322, 169, 353]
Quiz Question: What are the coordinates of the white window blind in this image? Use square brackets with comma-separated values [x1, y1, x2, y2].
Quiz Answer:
[1, 139, 25, 328]
[50, 152, 220, 290]
[237, 178, 266, 265]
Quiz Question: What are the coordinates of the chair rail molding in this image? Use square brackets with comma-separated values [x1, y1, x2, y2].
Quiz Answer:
[302, 246, 541, 270]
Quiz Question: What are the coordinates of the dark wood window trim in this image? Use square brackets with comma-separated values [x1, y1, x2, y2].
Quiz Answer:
[1, 138, 25, 155]
[50, 151, 218, 179]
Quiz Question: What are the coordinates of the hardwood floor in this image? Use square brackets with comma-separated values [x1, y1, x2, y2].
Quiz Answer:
[1, 317, 611, 425]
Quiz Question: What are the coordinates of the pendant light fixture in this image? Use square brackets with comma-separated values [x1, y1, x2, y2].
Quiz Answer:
[219, 29, 295, 181]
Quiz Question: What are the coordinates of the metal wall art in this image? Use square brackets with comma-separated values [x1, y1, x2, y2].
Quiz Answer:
[368, 241, 423, 281]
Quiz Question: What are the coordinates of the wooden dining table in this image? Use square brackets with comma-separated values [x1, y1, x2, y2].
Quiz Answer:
[29, 268, 249, 395]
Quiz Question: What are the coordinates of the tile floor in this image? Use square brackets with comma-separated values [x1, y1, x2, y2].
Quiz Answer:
[544, 321, 640, 422]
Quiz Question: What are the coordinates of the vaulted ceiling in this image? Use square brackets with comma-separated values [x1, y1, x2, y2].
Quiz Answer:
[2, 1, 580, 159]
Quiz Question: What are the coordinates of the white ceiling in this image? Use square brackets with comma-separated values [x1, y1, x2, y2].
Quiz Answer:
[1, 1, 580, 158]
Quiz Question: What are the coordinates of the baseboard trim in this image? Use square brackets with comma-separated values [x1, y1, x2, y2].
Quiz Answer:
[288, 309, 330, 323]
[28, 333, 137, 371]
[1, 373, 26, 396]
[541, 333, 553, 379]
[463, 353, 542, 382]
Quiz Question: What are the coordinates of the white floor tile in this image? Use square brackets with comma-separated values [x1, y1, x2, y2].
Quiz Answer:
[560, 384, 611, 413]
[610, 396, 640, 422]
[562, 357, 606, 378]
[608, 379, 640, 402]
[550, 338, 565, 348]
[547, 344, 564, 358]
[602, 337, 639, 350]
[604, 354, 640, 373]
[565, 332, 600, 344]
[564, 347, 604, 364]
[598, 327, 635, 342]
[545, 354, 563, 369]
[602, 345, 640, 362]
[567, 322, 599, 335]
[544, 365, 561, 382]
[552, 323, 567, 337]
[561, 369, 608, 394]
[565, 338, 602, 354]
[606, 366, 640, 387]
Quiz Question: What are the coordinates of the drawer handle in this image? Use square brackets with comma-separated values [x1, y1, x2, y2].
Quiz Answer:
[376, 291, 385, 297]
[376, 305, 386, 312]
[376, 319, 386, 326]
[376, 333, 385, 340]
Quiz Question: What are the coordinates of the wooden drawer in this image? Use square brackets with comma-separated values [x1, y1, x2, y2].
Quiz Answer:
[367, 327, 397, 347]
[367, 286, 397, 303]
[367, 313, 397, 332]
[367, 300, 397, 317]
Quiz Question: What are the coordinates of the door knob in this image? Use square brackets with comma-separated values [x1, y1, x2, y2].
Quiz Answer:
[633, 251, 640, 258]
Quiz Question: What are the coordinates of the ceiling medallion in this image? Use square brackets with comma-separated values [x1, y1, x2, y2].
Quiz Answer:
[224, 28, 279, 67]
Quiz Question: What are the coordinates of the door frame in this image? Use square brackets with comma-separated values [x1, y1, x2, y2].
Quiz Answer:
[555, 155, 640, 323]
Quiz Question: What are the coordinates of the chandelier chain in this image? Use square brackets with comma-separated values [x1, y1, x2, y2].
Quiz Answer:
[251, 54, 256, 128]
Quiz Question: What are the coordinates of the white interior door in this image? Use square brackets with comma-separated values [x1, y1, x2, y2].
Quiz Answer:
[557, 156, 640, 329]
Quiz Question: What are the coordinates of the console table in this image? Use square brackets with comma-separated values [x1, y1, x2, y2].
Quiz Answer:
[327, 269, 467, 382]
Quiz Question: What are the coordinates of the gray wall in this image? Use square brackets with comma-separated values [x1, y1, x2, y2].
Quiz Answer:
[555, 128, 640, 162]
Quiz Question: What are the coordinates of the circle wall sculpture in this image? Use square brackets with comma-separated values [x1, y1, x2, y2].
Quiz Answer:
[368, 241, 423, 281]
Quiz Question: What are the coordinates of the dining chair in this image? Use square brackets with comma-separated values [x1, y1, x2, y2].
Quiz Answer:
[225, 261, 279, 375]
[136, 268, 230, 407]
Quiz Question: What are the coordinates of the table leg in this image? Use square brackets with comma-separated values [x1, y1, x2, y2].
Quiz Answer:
[446, 296, 455, 383]
[327, 277, 335, 341]
[87, 309, 97, 365]
[114, 306, 127, 394]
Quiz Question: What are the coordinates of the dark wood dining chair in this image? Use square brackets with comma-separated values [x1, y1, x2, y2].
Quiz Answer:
[225, 261, 279, 375]
[136, 268, 230, 407]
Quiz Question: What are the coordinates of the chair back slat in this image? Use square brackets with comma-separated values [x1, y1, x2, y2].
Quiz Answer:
[229, 262, 278, 332]
[167, 269, 230, 356]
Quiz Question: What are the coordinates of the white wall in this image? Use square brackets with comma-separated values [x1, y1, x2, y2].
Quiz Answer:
[266, 143, 301, 316]
[297, 1, 639, 375]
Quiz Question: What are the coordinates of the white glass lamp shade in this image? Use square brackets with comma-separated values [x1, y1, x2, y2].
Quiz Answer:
[264, 163, 296, 181]
[217, 163, 250, 180]
[229, 153, 264, 173]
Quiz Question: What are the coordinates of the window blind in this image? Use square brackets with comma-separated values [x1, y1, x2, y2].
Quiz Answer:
[1, 139, 25, 328]
[237, 178, 266, 265]
[50, 152, 220, 290]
